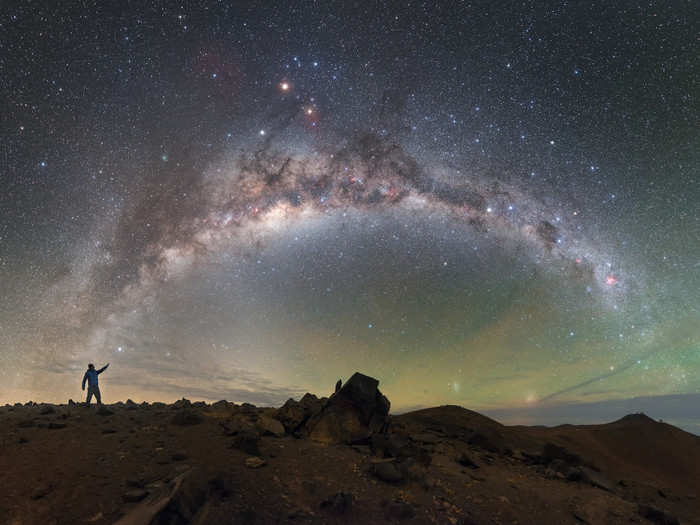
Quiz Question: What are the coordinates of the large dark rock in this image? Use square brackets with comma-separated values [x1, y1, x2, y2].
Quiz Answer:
[274, 393, 325, 434]
[306, 372, 390, 444]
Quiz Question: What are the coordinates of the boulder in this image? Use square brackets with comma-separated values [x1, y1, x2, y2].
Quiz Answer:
[274, 393, 325, 434]
[256, 416, 285, 437]
[274, 398, 306, 433]
[305, 372, 390, 444]
[370, 459, 403, 483]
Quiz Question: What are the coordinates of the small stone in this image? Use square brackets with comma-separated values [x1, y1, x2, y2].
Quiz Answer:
[48, 422, 66, 429]
[456, 452, 479, 469]
[97, 406, 114, 416]
[31, 485, 53, 500]
[371, 460, 403, 483]
[18, 436, 29, 444]
[39, 405, 55, 415]
[245, 456, 266, 469]
[172, 452, 188, 461]
[101, 428, 117, 434]
[123, 489, 148, 503]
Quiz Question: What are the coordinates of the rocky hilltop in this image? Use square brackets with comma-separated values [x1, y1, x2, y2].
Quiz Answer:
[0, 372, 698, 525]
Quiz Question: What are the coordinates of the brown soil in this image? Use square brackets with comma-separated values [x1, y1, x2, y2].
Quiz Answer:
[1, 401, 697, 525]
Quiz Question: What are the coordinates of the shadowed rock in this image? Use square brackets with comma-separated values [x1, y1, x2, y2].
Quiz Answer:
[305, 372, 390, 444]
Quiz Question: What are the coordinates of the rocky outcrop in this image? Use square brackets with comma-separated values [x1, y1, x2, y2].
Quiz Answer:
[305, 372, 390, 444]
[273, 393, 325, 434]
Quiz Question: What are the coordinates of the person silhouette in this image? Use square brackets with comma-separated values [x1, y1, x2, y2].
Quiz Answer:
[82, 363, 109, 405]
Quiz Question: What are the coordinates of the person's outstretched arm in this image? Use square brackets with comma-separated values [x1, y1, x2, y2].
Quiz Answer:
[82, 372, 88, 390]
[97, 363, 110, 374]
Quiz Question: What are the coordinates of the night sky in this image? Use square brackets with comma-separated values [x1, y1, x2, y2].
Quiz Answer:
[1, 2, 698, 432]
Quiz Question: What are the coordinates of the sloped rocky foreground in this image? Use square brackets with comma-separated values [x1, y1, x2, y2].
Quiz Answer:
[1, 373, 698, 525]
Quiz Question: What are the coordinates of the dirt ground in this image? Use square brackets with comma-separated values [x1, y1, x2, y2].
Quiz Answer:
[0, 401, 697, 525]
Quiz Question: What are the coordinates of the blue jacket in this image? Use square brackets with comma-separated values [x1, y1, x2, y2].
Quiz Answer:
[82, 364, 108, 388]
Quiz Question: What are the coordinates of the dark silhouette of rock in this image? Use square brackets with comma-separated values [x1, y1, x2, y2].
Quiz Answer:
[320, 492, 353, 515]
[306, 372, 390, 444]
[457, 451, 479, 469]
[638, 504, 680, 525]
[274, 393, 325, 434]
[370, 459, 403, 483]
[334, 379, 342, 393]
[172, 398, 191, 410]
[39, 405, 55, 415]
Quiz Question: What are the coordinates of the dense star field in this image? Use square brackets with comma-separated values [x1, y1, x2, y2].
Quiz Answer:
[1, 2, 698, 431]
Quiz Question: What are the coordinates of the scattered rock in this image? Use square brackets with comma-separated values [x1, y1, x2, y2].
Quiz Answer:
[97, 406, 114, 416]
[30, 484, 53, 500]
[172, 452, 188, 461]
[456, 451, 479, 469]
[371, 459, 403, 483]
[122, 489, 149, 503]
[18, 436, 28, 444]
[68, 399, 76, 407]
[638, 504, 680, 525]
[306, 372, 390, 444]
[245, 456, 266, 469]
[212, 400, 230, 410]
[39, 405, 55, 415]
[101, 428, 117, 434]
[17, 420, 34, 428]
[256, 415, 285, 437]
[171, 409, 203, 426]
[125, 399, 138, 410]
[320, 492, 353, 515]
[48, 422, 66, 429]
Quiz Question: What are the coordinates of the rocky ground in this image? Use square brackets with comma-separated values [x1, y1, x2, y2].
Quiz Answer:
[0, 373, 697, 525]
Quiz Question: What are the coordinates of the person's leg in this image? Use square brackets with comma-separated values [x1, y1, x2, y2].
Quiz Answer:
[86, 387, 93, 404]
[94, 386, 102, 405]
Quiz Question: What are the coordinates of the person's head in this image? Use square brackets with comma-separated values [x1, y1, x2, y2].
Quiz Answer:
[88, 363, 95, 370]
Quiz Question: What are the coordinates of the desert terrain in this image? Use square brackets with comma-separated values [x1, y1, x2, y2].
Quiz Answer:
[1, 373, 697, 525]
